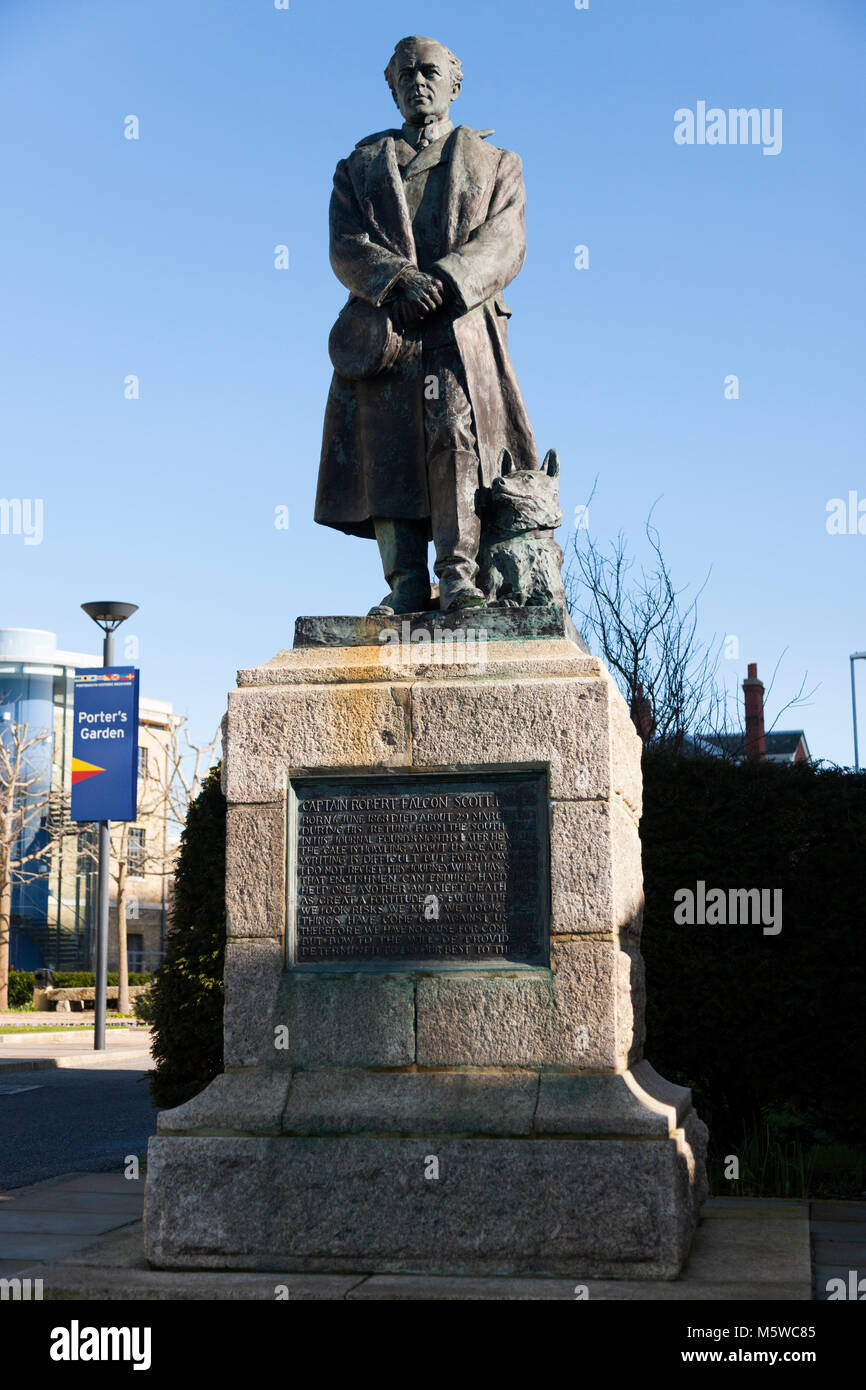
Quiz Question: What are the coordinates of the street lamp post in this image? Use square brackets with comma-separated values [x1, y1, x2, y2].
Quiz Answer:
[81, 602, 138, 1050]
[850, 652, 866, 773]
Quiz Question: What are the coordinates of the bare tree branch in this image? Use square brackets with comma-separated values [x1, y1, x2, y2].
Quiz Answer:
[564, 501, 816, 759]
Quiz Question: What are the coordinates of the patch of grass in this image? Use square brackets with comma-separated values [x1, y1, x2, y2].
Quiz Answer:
[807, 1144, 866, 1200]
[0, 1022, 145, 1034]
[718, 1121, 816, 1199]
[0, 1023, 90, 1033]
[708, 1103, 866, 1199]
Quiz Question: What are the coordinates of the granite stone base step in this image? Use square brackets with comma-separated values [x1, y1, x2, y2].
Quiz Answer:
[143, 1065, 707, 1279]
[14, 1200, 812, 1300]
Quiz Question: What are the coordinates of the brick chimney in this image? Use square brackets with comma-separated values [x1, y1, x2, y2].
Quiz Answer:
[743, 662, 766, 760]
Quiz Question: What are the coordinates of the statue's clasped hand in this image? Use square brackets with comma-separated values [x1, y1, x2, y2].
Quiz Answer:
[392, 267, 448, 328]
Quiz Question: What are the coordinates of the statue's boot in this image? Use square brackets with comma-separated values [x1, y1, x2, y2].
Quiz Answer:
[368, 517, 432, 615]
[429, 449, 486, 611]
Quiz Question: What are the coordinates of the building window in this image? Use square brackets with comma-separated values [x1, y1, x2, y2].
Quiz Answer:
[77, 827, 96, 874]
[137, 745, 148, 779]
[128, 827, 146, 877]
[127, 932, 144, 972]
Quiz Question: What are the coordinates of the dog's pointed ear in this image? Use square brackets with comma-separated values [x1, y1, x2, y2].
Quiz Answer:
[542, 448, 560, 478]
[499, 448, 514, 476]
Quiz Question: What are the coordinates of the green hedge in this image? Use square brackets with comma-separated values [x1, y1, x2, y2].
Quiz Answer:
[7, 969, 34, 1009]
[51, 972, 151, 988]
[139, 748, 866, 1187]
[146, 765, 226, 1110]
[640, 752, 866, 1155]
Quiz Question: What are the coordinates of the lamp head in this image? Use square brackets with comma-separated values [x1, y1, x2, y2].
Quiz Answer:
[81, 601, 138, 633]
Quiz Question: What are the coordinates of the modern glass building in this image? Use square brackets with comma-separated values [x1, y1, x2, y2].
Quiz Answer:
[0, 628, 101, 970]
[0, 627, 173, 974]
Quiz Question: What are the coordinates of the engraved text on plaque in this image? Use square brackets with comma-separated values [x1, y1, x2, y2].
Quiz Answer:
[290, 773, 546, 965]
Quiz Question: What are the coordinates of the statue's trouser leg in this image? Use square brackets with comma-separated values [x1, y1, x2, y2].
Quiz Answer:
[370, 517, 431, 615]
[427, 449, 484, 609]
[423, 351, 485, 610]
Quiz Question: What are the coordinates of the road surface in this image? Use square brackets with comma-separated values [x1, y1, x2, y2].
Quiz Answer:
[0, 1062, 158, 1188]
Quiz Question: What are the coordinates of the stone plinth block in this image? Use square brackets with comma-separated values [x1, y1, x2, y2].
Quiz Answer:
[224, 683, 412, 803]
[145, 1112, 706, 1278]
[146, 615, 707, 1279]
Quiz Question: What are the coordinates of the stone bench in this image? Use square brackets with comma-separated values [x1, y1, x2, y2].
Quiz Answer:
[33, 985, 148, 1013]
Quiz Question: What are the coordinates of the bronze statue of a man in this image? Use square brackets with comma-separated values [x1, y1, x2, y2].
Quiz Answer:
[315, 35, 541, 613]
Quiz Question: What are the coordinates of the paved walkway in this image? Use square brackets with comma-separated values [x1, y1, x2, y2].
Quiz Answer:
[0, 1171, 145, 1278]
[0, 1026, 152, 1073]
[811, 1200, 866, 1300]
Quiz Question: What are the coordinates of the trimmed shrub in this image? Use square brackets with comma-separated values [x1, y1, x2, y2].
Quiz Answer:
[146, 765, 226, 1109]
[6, 969, 35, 1010]
[51, 972, 151, 988]
[640, 753, 866, 1153]
[133, 985, 154, 1024]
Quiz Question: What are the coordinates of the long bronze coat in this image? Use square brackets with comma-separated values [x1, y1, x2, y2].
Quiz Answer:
[315, 124, 540, 539]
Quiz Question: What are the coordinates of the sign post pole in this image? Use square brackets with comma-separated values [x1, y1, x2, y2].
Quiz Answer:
[77, 602, 138, 1052]
[93, 624, 113, 1052]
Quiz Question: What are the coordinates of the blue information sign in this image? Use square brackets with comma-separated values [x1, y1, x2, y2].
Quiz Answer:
[71, 668, 140, 822]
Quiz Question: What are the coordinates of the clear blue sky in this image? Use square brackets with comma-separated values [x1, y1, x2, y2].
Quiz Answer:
[2, 0, 863, 764]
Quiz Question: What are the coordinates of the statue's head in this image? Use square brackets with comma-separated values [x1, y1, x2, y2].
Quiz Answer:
[384, 36, 463, 126]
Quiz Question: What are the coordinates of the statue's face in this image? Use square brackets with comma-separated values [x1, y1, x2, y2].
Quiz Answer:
[391, 41, 457, 125]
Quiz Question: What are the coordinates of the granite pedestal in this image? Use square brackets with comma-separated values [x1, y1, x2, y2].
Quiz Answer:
[144, 609, 707, 1278]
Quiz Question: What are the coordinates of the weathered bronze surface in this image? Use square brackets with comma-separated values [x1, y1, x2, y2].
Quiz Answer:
[290, 772, 547, 965]
[314, 35, 566, 615]
[292, 603, 586, 650]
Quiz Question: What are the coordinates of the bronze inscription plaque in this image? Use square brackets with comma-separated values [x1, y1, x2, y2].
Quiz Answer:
[290, 773, 547, 965]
